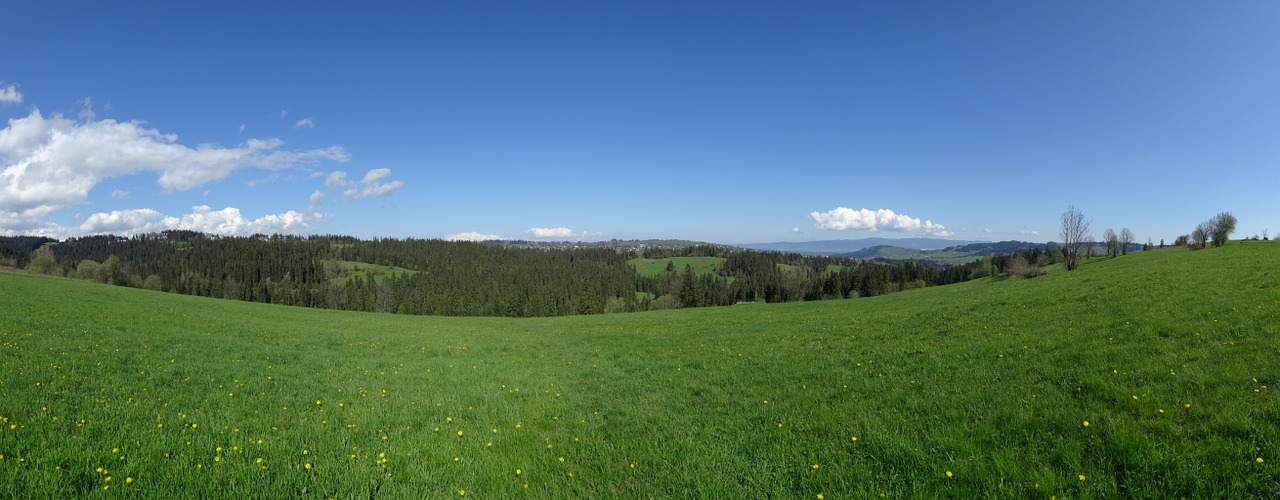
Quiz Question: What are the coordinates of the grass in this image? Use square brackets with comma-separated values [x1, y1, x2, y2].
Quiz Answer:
[329, 260, 419, 285]
[2, 242, 1278, 497]
[627, 256, 725, 277]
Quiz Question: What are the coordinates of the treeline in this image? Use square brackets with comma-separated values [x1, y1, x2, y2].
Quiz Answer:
[4, 231, 1029, 317]
[635, 246, 989, 308]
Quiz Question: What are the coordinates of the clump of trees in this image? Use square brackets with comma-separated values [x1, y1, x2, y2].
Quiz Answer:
[1103, 227, 1136, 257]
[1178, 212, 1237, 250]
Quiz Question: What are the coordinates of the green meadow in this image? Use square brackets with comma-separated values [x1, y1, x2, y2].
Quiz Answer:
[628, 256, 725, 277]
[2, 243, 1278, 498]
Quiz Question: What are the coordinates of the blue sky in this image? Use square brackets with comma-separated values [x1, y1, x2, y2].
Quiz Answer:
[2, 1, 1277, 244]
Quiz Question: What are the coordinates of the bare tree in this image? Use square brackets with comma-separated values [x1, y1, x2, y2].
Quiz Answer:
[1190, 222, 1209, 249]
[1060, 205, 1091, 271]
[1119, 228, 1134, 255]
[1103, 228, 1118, 258]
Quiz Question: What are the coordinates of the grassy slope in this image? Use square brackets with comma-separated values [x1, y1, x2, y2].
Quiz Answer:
[2, 243, 1278, 498]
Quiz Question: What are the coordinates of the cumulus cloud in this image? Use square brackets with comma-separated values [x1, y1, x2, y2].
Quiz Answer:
[528, 227, 577, 239]
[79, 205, 312, 236]
[445, 231, 503, 242]
[791, 227, 803, 234]
[0, 83, 20, 104]
[808, 207, 953, 237]
[0, 108, 348, 231]
[293, 118, 315, 129]
[111, 188, 130, 199]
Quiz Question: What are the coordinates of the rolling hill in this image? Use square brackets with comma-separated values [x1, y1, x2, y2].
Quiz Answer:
[1, 241, 1277, 497]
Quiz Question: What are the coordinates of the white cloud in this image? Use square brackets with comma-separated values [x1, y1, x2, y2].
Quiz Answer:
[325, 171, 349, 187]
[984, 228, 993, 236]
[79, 205, 313, 236]
[808, 207, 953, 237]
[791, 227, 803, 234]
[528, 227, 577, 238]
[1020, 229, 1040, 237]
[0, 83, 20, 104]
[361, 168, 391, 184]
[342, 168, 403, 201]
[238, 123, 246, 134]
[309, 190, 324, 207]
[445, 231, 503, 242]
[0, 108, 348, 232]
[77, 97, 95, 122]
[111, 188, 130, 199]
[294, 118, 315, 129]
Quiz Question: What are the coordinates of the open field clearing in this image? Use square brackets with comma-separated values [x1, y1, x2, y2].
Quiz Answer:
[2, 243, 1277, 498]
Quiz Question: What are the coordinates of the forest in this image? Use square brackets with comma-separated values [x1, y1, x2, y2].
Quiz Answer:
[1, 232, 1062, 317]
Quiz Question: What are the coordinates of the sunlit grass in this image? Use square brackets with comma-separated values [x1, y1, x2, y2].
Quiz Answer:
[1, 242, 1277, 497]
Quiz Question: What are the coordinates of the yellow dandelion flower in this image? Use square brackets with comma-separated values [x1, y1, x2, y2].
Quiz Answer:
[1083, 421, 1089, 427]
[817, 494, 825, 500]
[1258, 457, 1265, 463]
[516, 469, 522, 475]
[851, 436, 858, 442]
[305, 463, 312, 470]
[457, 430, 464, 437]
[458, 489, 465, 496]
[812, 463, 820, 471]
[946, 471, 953, 478]
[1079, 474, 1086, 481]
[125, 477, 133, 484]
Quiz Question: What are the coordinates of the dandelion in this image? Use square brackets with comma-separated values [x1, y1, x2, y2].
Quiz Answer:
[946, 471, 953, 478]
[305, 463, 312, 470]
[812, 464, 820, 471]
[516, 469, 522, 475]
[458, 489, 465, 496]
[1083, 421, 1089, 427]
[457, 430, 464, 437]
[1079, 474, 1086, 481]
[559, 457, 565, 462]
[817, 494, 825, 500]
[125, 477, 133, 484]
[851, 436, 858, 442]
[1258, 458, 1265, 463]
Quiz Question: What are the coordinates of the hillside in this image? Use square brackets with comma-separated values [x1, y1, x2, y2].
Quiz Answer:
[1, 242, 1277, 497]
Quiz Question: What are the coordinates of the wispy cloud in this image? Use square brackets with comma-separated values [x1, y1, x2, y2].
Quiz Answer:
[808, 207, 952, 237]
[293, 117, 315, 129]
[324, 168, 403, 201]
[0, 82, 20, 104]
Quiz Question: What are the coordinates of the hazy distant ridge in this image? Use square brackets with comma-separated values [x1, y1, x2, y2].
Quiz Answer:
[737, 238, 986, 255]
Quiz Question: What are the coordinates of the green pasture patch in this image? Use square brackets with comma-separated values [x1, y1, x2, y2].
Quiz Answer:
[628, 256, 725, 277]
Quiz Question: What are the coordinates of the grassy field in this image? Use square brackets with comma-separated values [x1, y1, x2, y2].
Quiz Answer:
[330, 260, 419, 285]
[2, 242, 1278, 498]
[628, 256, 725, 277]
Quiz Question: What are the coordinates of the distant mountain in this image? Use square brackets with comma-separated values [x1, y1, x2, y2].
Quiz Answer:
[840, 240, 1057, 265]
[737, 237, 986, 255]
